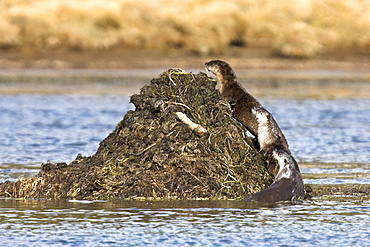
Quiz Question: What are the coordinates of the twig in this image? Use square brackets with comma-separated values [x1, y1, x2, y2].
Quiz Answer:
[168, 68, 185, 85]
[176, 112, 208, 137]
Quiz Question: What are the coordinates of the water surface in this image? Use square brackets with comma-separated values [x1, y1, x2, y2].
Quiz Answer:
[0, 199, 369, 246]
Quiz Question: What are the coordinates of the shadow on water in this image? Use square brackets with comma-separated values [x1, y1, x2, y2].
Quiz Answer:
[0, 197, 298, 210]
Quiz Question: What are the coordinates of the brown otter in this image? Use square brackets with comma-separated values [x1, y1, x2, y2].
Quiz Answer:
[244, 149, 305, 203]
[205, 60, 264, 139]
[205, 60, 304, 202]
[252, 106, 290, 174]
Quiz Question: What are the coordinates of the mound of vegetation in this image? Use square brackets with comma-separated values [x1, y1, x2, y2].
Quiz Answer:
[0, 69, 273, 200]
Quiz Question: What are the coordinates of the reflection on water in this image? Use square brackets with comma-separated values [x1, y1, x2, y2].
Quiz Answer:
[0, 198, 369, 246]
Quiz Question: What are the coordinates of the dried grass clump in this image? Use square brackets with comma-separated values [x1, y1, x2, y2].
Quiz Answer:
[0, 69, 271, 200]
[0, 16, 19, 48]
[1, 0, 369, 56]
[272, 22, 324, 58]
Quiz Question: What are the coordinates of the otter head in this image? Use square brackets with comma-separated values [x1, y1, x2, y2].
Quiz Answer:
[204, 60, 236, 82]
[272, 149, 293, 179]
[251, 107, 270, 124]
[205, 60, 222, 75]
[205, 60, 232, 75]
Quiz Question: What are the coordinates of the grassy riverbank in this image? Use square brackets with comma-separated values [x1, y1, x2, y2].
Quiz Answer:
[0, 0, 370, 67]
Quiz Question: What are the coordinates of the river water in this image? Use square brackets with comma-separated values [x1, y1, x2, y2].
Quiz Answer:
[0, 69, 369, 246]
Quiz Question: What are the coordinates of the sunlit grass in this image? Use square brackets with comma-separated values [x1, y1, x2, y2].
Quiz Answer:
[0, 0, 369, 57]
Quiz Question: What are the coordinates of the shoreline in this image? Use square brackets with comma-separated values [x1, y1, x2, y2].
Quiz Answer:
[1, 47, 370, 70]
[1, 48, 370, 98]
[1, 67, 370, 99]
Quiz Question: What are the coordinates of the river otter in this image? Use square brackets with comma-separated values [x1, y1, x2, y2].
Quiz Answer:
[205, 60, 264, 139]
[252, 106, 290, 174]
[244, 149, 305, 203]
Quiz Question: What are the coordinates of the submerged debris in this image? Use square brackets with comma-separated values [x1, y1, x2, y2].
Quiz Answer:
[0, 69, 273, 200]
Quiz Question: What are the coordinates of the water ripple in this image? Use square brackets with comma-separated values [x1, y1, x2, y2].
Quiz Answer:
[262, 99, 370, 163]
[0, 199, 369, 246]
[0, 94, 133, 165]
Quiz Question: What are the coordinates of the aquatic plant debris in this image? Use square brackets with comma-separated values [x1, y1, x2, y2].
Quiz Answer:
[0, 69, 274, 200]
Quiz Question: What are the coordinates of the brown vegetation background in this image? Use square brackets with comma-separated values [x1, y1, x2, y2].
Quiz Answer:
[1, 0, 370, 69]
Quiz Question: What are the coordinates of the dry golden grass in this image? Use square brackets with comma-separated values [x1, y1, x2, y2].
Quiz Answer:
[0, 0, 369, 57]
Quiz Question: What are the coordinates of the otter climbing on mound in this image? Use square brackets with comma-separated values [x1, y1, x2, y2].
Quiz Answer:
[205, 60, 305, 202]
[205, 60, 264, 139]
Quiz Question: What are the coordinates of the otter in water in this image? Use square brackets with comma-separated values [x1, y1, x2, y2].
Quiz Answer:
[244, 149, 305, 203]
[205, 60, 264, 139]
[252, 106, 290, 174]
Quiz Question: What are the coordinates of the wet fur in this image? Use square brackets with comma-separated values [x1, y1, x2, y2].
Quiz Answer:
[252, 106, 290, 174]
[205, 60, 263, 138]
[244, 149, 305, 203]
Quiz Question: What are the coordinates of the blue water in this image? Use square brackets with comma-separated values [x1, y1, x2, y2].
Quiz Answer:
[0, 88, 370, 246]
[0, 94, 132, 166]
[0, 199, 369, 247]
[264, 99, 370, 164]
[1, 95, 369, 166]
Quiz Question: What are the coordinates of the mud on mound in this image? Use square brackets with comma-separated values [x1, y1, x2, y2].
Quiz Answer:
[0, 69, 273, 200]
